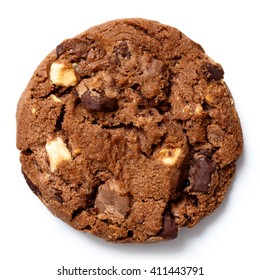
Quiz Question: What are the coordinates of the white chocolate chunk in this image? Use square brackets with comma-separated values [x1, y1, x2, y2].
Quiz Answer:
[158, 147, 182, 166]
[195, 104, 203, 114]
[50, 94, 62, 103]
[45, 137, 71, 172]
[73, 148, 81, 155]
[205, 94, 214, 104]
[50, 62, 77, 87]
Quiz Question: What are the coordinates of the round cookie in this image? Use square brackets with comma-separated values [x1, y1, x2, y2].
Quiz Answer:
[16, 18, 243, 242]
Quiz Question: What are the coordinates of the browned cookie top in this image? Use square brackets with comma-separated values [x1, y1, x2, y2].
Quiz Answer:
[16, 18, 243, 242]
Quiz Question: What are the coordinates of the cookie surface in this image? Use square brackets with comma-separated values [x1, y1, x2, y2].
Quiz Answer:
[16, 18, 243, 242]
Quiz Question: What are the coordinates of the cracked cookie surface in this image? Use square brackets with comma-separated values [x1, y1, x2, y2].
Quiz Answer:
[16, 18, 243, 242]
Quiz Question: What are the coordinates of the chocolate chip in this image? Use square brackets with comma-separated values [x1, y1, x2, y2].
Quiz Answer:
[54, 189, 63, 203]
[158, 213, 178, 239]
[81, 90, 118, 112]
[95, 184, 130, 217]
[113, 41, 131, 64]
[56, 38, 90, 58]
[205, 63, 224, 81]
[22, 171, 42, 197]
[87, 46, 106, 62]
[189, 154, 216, 193]
[114, 41, 131, 59]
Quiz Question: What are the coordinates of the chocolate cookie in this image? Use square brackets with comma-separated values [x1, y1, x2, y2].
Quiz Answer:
[16, 18, 243, 242]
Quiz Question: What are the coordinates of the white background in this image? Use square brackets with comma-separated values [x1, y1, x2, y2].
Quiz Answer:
[1, 0, 259, 279]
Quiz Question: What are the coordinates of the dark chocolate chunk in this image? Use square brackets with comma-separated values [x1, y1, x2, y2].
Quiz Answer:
[205, 63, 224, 81]
[114, 41, 131, 60]
[158, 213, 178, 239]
[189, 154, 216, 193]
[95, 184, 130, 217]
[86, 46, 106, 62]
[81, 90, 118, 112]
[56, 38, 90, 58]
[54, 190, 63, 203]
[22, 171, 42, 197]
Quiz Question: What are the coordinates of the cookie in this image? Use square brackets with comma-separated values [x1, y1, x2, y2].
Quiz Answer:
[16, 18, 243, 242]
